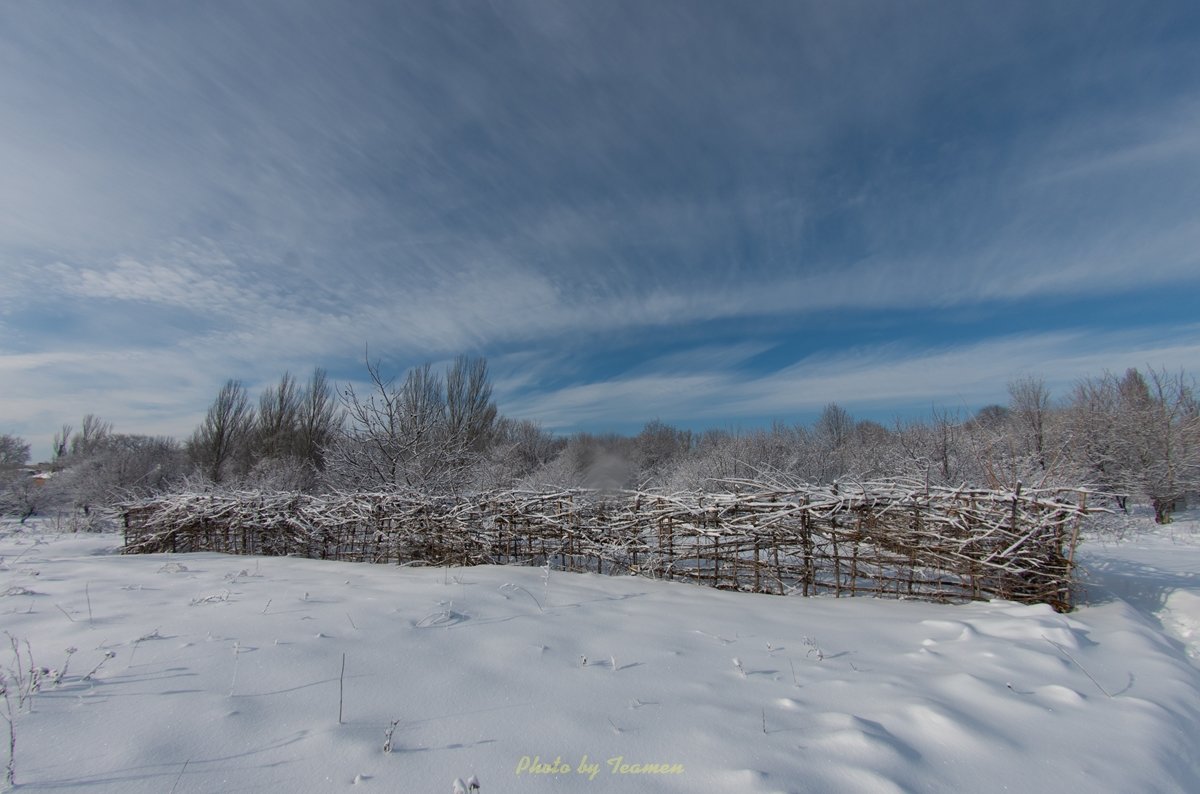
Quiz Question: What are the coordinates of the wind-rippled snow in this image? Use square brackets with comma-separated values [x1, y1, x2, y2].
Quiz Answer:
[1, 510, 1197, 793]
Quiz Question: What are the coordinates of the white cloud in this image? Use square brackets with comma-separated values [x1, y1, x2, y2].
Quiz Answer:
[3, 3, 1199, 459]
[503, 326, 1200, 431]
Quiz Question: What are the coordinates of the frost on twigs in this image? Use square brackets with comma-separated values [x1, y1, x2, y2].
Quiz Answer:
[82, 651, 116, 681]
[382, 719, 400, 753]
[122, 479, 1103, 610]
[51, 647, 77, 686]
[189, 590, 230, 606]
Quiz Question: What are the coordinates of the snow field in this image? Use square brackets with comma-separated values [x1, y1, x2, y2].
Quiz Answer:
[1, 517, 1198, 793]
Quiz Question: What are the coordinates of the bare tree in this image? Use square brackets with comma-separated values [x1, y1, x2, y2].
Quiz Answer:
[1068, 373, 1129, 507]
[473, 418, 560, 489]
[445, 355, 498, 455]
[1008, 376, 1052, 471]
[815, 403, 854, 449]
[0, 435, 30, 469]
[59, 432, 186, 517]
[255, 372, 303, 462]
[70, 414, 113, 458]
[330, 355, 496, 493]
[395, 362, 449, 488]
[1125, 368, 1199, 523]
[189, 380, 255, 484]
[846, 419, 894, 479]
[242, 369, 345, 489]
[296, 368, 341, 471]
[51, 424, 72, 471]
[813, 403, 855, 481]
[0, 434, 35, 520]
[634, 420, 693, 485]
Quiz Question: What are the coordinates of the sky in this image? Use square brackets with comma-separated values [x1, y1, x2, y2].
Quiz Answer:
[5, 512, 1200, 792]
[2, 1, 1200, 460]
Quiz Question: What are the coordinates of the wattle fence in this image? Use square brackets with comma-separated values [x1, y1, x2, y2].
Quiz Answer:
[121, 479, 1099, 611]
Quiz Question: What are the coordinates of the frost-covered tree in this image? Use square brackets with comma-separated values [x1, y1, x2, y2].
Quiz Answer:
[1008, 376, 1052, 472]
[634, 420, 693, 486]
[1068, 373, 1130, 507]
[531, 432, 637, 491]
[1067, 368, 1199, 521]
[845, 419, 894, 479]
[961, 377, 1075, 489]
[476, 418, 561, 489]
[0, 434, 34, 519]
[812, 403, 855, 481]
[1119, 368, 1198, 523]
[329, 355, 497, 493]
[0, 434, 45, 521]
[59, 432, 186, 515]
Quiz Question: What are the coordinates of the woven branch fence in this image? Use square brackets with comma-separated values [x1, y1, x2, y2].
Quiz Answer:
[122, 479, 1099, 611]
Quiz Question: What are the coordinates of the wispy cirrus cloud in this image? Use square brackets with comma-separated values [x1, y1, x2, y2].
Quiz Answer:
[504, 326, 1200, 431]
[2, 1, 1199, 458]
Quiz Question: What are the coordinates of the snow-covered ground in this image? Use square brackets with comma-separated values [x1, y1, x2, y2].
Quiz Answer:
[1, 509, 1197, 793]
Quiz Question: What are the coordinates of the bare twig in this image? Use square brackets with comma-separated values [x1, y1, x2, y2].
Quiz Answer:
[1042, 634, 1112, 698]
[338, 653, 346, 724]
[169, 758, 189, 794]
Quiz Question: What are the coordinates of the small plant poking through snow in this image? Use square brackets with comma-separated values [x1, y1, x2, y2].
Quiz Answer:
[229, 642, 242, 696]
[803, 636, 824, 662]
[82, 651, 116, 681]
[499, 582, 543, 612]
[732, 657, 746, 678]
[2, 634, 46, 788]
[52, 647, 77, 686]
[2, 667, 16, 788]
[128, 629, 161, 667]
[3, 635, 43, 709]
[382, 719, 400, 753]
[190, 590, 230, 606]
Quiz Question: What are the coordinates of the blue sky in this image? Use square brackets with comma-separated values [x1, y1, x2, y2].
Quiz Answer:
[3, 1, 1200, 460]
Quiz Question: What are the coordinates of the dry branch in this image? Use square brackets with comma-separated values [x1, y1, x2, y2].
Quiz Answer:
[121, 478, 1104, 610]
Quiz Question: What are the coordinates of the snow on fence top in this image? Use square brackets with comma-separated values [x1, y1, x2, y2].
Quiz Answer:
[121, 479, 1101, 611]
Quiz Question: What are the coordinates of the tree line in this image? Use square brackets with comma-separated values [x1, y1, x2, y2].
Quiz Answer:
[1, 359, 1197, 524]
